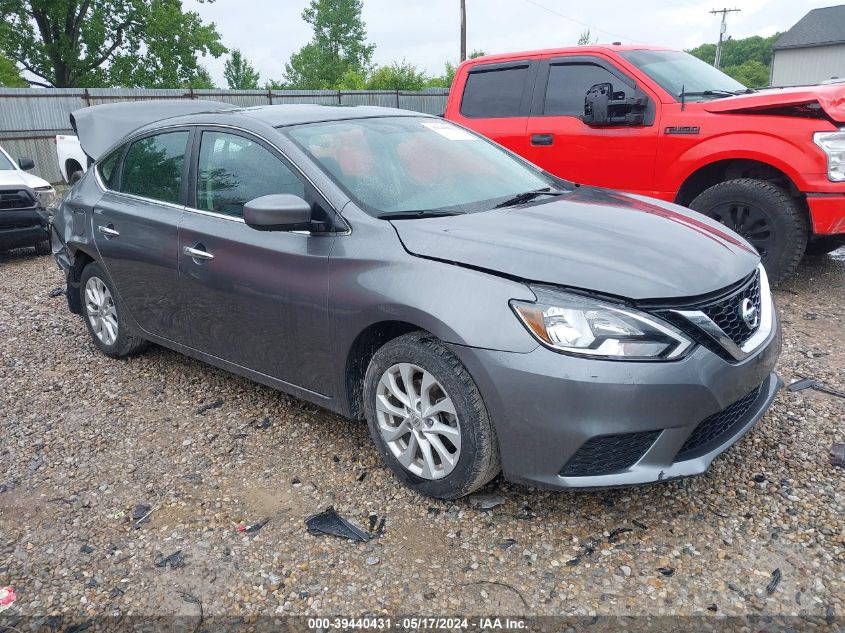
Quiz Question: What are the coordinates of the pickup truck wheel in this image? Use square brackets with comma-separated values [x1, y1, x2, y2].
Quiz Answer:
[689, 179, 808, 285]
[79, 262, 149, 359]
[363, 331, 501, 499]
[69, 170, 83, 185]
[805, 236, 845, 256]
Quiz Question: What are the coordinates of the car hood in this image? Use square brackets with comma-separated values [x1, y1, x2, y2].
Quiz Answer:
[390, 188, 759, 301]
[0, 169, 49, 190]
[702, 84, 845, 122]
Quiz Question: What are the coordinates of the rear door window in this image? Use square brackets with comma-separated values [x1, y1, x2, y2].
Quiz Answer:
[195, 130, 305, 218]
[120, 131, 189, 204]
[97, 147, 123, 190]
[544, 63, 632, 116]
[460, 64, 531, 118]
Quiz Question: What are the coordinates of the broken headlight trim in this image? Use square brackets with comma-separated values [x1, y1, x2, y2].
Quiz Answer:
[511, 287, 693, 360]
[814, 130, 845, 182]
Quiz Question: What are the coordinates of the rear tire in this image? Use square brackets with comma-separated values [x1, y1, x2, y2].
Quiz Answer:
[79, 262, 148, 358]
[363, 331, 500, 499]
[805, 235, 845, 256]
[689, 179, 808, 286]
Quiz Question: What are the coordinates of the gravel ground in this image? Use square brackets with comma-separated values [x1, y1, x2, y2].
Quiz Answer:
[0, 247, 843, 625]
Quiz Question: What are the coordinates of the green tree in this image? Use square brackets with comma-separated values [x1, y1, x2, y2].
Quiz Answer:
[425, 52, 483, 89]
[183, 65, 215, 89]
[224, 49, 260, 89]
[284, 0, 375, 89]
[468, 49, 486, 59]
[687, 33, 781, 86]
[366, 60, 427, 90]
[0, 0, 226, 88]
[577, 29, 594, 46]
[0, 51, 26, 86]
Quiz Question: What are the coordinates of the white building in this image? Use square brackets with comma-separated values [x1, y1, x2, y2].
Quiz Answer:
[771, 5, 845, 86]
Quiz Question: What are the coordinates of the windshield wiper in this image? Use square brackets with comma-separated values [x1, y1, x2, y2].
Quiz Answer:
[494, 188, 567, 209]
[378, 210, 463, 220]
[678, 89, 737, 100]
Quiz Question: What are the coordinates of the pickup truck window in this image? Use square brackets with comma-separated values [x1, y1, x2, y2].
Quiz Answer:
[620, 50, 747, 101]
[0, 151, 14, 170]
[544, 63, 630, 116]
[460, 65, 530, 118]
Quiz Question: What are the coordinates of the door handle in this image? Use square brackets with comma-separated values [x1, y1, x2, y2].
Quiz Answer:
[531, 133, 554, 146]
[97, 224, 120, 237]
[183, 245, 214, 261]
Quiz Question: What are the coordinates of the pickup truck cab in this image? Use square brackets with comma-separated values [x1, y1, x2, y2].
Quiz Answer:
[445, 44, 845, 283]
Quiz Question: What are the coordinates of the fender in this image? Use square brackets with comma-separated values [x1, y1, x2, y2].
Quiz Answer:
[662, 131, 814, 195]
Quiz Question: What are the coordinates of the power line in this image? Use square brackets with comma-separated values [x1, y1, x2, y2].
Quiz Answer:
[521, 0, 638, 43]
[710, 7, 741, 69]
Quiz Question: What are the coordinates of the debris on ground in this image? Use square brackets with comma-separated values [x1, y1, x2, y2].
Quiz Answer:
[463, 580, 528, 608]
[131, 503, 153, 528]
[195, 399, 224, 414]
[154, 550, 185, 569]
[608, 527, 633, 543]
[632, 520, 648, 530]
[498, 538, 517, 549]
[787, 378, 845, 399]
[237, 518, 270, 534]
[305, 507, 370, 542]
[254, 417, 271, 430]
[657, 567, 675, 577]
[79, 544, 94, 554]
[0, 586, 17, 613]
[109, 510, 125, 520]
[469, 493, 505, 510]
[766, 568, 782, 594]
[48, 287, 65, 297]
[830, 443, 845, 468]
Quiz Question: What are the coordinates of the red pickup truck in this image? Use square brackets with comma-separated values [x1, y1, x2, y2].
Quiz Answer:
[445, 45, 845, 283]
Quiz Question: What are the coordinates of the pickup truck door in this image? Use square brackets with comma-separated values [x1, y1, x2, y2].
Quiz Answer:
[445, 59, 538, 158]
[525, 56, 660, 195]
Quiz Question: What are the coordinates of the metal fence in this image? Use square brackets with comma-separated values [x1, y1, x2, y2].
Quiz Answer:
[0, 87, 451, 183]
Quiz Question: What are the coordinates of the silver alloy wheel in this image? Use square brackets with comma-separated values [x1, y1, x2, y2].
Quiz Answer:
[375, 363, 461, 480]
[84, 276, 118, 346]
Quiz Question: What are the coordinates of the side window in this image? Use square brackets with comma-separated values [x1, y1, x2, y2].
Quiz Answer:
[196, 131, 305, 218]
[97, 147, 123, 190]
[544, 63, 632, 116]
[460, 65, 529, 118]
[120, 131, 189, 204]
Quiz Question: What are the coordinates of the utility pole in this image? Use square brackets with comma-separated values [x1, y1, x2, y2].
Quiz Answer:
[460, 0, 467, 62]
[710, 7, 740, 69]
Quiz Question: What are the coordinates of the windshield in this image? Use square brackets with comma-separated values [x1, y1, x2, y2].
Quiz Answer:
[0, 149, 14, 170]
[620, 50, 748, 101]
[286, 117, 562, 216]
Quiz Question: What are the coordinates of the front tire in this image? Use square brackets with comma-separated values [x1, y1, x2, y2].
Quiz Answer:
[363, 331, 500, 499]
[79, 262, 148, 358]
[689, 179, 808, 286]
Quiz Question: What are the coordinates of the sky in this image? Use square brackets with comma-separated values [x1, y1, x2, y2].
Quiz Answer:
[185, 0, 832, 86]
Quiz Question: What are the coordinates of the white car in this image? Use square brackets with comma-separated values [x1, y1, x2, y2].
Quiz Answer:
[56, 134, 88, 184]
[0, 144, 59, 254]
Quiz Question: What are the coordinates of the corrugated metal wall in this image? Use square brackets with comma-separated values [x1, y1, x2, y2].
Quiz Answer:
[771, 44, 845, 87]
[0, 88, 450, 183]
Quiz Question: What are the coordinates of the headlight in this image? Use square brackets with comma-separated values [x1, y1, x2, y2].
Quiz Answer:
[814, 131, 845, 182]
[34, 185, 60, 210]
[511, 287, 693, 360]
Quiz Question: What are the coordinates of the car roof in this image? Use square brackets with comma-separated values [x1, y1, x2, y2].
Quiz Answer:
[459, 44, 676, 67]
[236, 104, 432, 127]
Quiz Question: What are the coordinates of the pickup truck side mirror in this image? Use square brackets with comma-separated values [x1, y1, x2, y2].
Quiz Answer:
[243, 194, 313, 231]
[582, 83, 649, 127]
[18, 157, 35, 171]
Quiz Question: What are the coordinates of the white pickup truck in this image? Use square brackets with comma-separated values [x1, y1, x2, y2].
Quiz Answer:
[55, 134, 88, 184]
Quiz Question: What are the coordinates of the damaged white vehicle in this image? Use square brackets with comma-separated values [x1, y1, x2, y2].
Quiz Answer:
[0, 144, 58, 254]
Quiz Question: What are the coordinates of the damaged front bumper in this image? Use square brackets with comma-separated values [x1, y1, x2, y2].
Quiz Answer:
[0, 208, 49, 250]
[447, 314, 782, 490]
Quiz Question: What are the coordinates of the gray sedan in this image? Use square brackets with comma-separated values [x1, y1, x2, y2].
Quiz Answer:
[52, 101, 781, 498]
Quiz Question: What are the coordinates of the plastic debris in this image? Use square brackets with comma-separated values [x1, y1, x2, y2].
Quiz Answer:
[607, 527, 633, 543]
[787, 378, 845, 399]
[657, 567, 675, 577]
[632, 520, 649, 530]
[831, 443, 845, 468]
[48, 287, 66, 298]
[498, 538, 517, 549]
[0, 586, 16, 613]
[244, 518, 270, 534]
[110, 510, 125, 519]
[469, 493, 505, 510]
[766, 568, 782, 594]
[195, 399, 224, 414]
[254, 417, 271, 430]
[131, 504, 153, 528]
[79, 544, 94, 554]
[155, 550, 185, 569]
[305, 507, 370, 542]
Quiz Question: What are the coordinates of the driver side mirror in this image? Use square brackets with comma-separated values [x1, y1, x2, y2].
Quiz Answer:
[18, 157, 35, 171]
[582, 83, 648, 127]
[243, 194, 312, 231]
